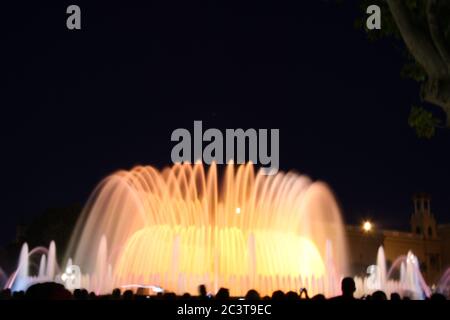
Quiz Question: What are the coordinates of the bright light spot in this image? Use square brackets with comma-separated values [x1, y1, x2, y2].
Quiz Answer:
[363, 221, 372, 232]
[236, 207, 241, 214]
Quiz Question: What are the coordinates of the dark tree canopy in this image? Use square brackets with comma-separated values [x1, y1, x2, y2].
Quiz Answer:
[357, 0, 450, 137]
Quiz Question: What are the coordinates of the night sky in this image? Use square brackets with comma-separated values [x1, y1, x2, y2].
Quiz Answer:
[2, 1, 449, 245]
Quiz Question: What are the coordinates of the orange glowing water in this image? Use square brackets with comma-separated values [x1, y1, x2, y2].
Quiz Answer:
[65, 162, 348, 296]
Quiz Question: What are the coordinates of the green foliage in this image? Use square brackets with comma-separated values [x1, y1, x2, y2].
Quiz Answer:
[408, 106, 440, 138]
[400, 60, 427, 82]
[355, 1, 450, 136]
[356, 0, 449, 83]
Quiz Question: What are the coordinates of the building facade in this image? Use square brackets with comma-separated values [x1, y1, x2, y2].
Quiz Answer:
[347, 193, 450, 286]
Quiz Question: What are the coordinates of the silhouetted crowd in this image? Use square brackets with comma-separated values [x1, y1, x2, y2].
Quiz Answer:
[0, 278, 447, 301]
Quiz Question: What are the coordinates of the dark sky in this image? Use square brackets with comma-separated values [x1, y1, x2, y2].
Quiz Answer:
[2, 1, 449, 245]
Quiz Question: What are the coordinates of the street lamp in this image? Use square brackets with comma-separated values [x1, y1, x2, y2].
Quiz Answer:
[363, 221, 373, 232]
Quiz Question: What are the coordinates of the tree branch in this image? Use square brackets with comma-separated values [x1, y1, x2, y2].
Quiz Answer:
[386, 0, 447, 78]
[421, 79, 450, 126]
[426, 0, 450, 74]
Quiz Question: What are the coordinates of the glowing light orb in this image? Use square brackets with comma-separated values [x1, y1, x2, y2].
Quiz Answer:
[65, 162, 348, 296]
[363, 221, 373, 232]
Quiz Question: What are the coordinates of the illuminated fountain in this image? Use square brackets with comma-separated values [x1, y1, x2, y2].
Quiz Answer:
[3, 162, 444, 299]
[5, 242, 59, 292]
[60, 162, 349, 296]
[354, 247, 431, 299]
[436, 268, 450, 297]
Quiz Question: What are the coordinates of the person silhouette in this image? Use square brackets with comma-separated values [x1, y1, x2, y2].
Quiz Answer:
[245, 289, 261, 300]
[372, 290, 387, 301]
[390, 292, 401, 301]
[299, 288, 309, 299]
[215, 288, 230, 300]
[329, 277, 356, 301]
[271, 290, 285, 300]
[112, 288, 121, 300]
[311, 294, 326, 301]
[430, 293, 446, 301]
[198, 284, 208, 299]
[123, 290, 134, 300]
